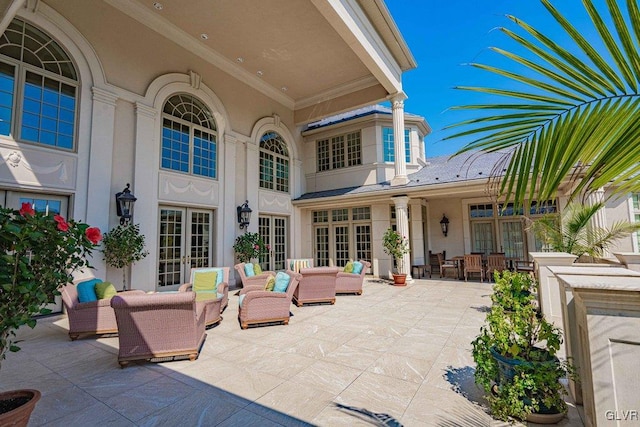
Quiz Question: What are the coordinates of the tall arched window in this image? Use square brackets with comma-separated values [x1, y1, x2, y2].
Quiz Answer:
[0, 18, 78, 149]
[259, 132, 289, 193]
[161, 94, 217, 179]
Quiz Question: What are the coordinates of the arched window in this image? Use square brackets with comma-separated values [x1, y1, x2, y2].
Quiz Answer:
[259, 132, 289, 193]
[0, 18, 78, 149]
[161, 94, 217, 178]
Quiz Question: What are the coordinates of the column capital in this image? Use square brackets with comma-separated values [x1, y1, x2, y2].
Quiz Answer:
[392, 194, 410, 208]
[92, 87, 118, 106]
[391, 92, 408, 105]
[135, 102, 157, 119]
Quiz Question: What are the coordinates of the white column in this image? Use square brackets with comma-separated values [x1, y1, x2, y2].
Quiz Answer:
[129, 102, 158, 292]
[221, 134, 237, 270]
[245, 141, 260, 234]
[86, 87, 118, 278]
[393, 195, 412, 281]
[391, 93, 408, 186]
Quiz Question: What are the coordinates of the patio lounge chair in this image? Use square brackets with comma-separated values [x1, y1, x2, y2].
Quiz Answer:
[238, 271, 301, 329]
[294, 266, 339, 306]
[179, 267, 229, 315]
[111, 292, 206, 367]
[60, 280, 145, 340]
[234, 262, 276, 288]
[464, 254, 485, 282]
[336, 260, 371, 294]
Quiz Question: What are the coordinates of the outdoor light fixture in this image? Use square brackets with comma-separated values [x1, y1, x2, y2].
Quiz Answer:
[237, 200, 252, 230]
[440, 214, 450, 237]
[115, 183, 137, 225]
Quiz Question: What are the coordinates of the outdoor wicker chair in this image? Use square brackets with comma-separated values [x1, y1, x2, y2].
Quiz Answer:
[336, 260, 371, 294]
[238, 271, 301, 329]
[179, 266, 229, 315]
[294, 266, 339, 306]
[234, 262, 276, 288]
[111, 292, 206, 367]
[60, 280, 144, 340]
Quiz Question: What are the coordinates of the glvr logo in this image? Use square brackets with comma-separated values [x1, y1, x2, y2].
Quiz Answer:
[605, 410, 639, 421]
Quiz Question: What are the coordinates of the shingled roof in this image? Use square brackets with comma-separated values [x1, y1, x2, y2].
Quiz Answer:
[294, 150, 510, 201]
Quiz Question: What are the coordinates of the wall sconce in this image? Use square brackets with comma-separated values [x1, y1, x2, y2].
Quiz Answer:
[115, 183, 137, 225]
[237, 200, 252, 230]
[440, 214, 450, 237]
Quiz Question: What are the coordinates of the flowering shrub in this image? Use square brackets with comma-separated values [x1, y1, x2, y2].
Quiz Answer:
[382, 227, 410, 270]
[0, 203, 101, 367]
[233, 232, 269, 262]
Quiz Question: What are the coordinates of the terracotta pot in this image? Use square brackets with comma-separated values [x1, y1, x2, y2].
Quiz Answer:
[0, 389, 41, 427]
[392, 274, 407, 286]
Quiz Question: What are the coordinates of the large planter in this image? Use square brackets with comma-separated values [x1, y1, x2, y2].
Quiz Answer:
[392, 274, 407, 286]
[0, 389, 41, 427]
[490, 347, 566, 424]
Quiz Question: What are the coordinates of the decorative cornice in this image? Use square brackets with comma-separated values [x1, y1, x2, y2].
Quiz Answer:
[135, 102, 157, 119]
[92, 87, 118, 107]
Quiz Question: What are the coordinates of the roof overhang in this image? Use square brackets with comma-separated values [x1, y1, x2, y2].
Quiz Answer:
[98, 0, 416, 125]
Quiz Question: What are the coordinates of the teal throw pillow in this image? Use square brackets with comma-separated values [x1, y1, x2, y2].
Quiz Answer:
[94, 281, 117, 300]
[244, 263, 255, 277]
[352, 261, 364, 274]
[273, 271, 291, 293]
[77, 279, 101, 303]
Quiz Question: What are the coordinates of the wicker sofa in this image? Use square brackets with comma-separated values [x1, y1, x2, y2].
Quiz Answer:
[336, 260, 371, 295]
[60, 281, 144, 340]
[111, 292, 207, 367]
[234, 263, 276, 288]
[294, 266, 339, 306]
[238, 271, 301, 329]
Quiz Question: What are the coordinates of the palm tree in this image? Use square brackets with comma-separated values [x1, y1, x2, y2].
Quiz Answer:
[529, 201, 640, 257]
[446, 0, 640, 208]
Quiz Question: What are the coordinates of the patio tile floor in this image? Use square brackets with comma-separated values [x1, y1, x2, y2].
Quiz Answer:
[0, 277, 586, 426]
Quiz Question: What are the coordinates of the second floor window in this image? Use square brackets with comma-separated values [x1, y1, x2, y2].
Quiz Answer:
[161, 94, 217, 178]
[317, 131, 361, 171]
[260, 132, 289, 193]
[382, 127, 410, 163]
[0, 19, 78, 150]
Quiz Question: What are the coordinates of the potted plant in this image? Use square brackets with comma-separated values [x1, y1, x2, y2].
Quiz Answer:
[0, 203, 101, 425]
[472, 270, 576, 423]
[101, 223, 149, 291]
[382, 227, 410, 285]
[233, 232, 269, 263]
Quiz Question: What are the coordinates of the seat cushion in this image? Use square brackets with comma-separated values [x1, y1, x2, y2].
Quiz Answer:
[352, 261, 364, 274]
[239, 294, 246, 307]
[77, 279, 101, 303]
[94, 281, 117, 300]
[193, 270, 218, 293]
[273, 271, 291, 293]
[244, 263, 255, 277]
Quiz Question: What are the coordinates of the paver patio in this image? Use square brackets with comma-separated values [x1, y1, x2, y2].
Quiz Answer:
[0, 277, 585, 426]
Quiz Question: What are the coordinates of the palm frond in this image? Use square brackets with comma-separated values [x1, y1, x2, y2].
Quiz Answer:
[448, 0, 640, 206]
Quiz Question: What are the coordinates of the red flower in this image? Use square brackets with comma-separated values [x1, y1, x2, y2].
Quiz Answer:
[85, 227, 102, 245]
[254, 244, 260, 250]
[19, 202, 35, 217]
[54, 214, 69, 232]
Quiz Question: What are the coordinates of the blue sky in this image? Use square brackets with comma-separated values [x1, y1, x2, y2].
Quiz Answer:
[385, 1, 600, 157]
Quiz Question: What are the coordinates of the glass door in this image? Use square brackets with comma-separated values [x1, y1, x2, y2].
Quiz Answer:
[499, 220, 526, 260]
[258, 215, 287, 271]
[158, 207, 212, 290]
[6, 192, 69, 313]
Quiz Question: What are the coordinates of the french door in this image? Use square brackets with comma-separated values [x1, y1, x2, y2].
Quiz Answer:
[5, 192, 69, 313]
[158, 207, 213, 290]
[499, 220, 526, 260]
[258, 215, 287, 271]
